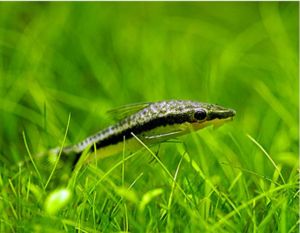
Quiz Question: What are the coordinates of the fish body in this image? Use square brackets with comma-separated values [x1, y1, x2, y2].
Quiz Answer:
[51, 100, 236, 165]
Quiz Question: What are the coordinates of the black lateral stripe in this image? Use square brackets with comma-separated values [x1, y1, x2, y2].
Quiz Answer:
[91, 113, 192, 152]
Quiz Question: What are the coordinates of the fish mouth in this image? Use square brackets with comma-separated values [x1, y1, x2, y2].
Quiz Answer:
[207, 109, 236, 121]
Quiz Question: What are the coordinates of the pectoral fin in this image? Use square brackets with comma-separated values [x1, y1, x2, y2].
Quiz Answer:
[144, 129, 183, 140]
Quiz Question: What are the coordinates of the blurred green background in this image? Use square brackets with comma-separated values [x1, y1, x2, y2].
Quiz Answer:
[0, 2, 299, 232]
[0, 2, 298, 165]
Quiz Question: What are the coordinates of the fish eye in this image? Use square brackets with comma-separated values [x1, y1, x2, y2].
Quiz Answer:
[194, 110, 207, 121]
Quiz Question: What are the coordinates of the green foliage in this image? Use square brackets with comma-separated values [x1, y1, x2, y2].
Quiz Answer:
[0, 2, 298, 232]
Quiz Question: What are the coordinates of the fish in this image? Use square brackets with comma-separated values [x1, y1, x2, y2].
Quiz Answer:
[48, 100, 236, 167]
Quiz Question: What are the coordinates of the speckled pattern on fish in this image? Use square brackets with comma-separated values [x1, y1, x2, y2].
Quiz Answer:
[70, 100, 235, 153]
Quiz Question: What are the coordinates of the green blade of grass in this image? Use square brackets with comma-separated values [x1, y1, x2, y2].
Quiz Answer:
[22, 131, 44, 188]
[44, 113, 71, 189]
[247, 134, 286, 184]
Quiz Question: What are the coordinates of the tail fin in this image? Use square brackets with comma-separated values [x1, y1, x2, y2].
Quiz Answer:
[71, 152, 82, 169]
[51, 146, 83, 170]
[36, 146, 81, 172]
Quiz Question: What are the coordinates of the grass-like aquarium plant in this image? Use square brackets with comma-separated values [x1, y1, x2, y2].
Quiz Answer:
[0, 2, 298, 232]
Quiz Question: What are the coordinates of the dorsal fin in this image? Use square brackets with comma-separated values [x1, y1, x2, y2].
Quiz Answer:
[107, 102, 152, 121]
